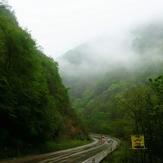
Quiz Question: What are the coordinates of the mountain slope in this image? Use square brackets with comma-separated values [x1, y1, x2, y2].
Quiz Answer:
[0, 4, 87, 158]
[59, 23, 163, 136]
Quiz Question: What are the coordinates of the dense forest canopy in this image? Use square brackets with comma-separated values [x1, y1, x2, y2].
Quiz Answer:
[0, 4, 87, 158]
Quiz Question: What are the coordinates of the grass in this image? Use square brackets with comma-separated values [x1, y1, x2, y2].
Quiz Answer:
[42, 138, 91, 153]
[101, 141, 131, 163]
[0, 138, 91, 160]
[101, 140, 153, 163]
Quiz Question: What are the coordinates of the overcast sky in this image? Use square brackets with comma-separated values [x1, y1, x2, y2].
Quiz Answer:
[7, 0, 163, 58]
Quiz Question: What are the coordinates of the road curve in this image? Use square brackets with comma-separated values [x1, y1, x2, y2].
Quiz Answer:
[0, 135, 119, 163]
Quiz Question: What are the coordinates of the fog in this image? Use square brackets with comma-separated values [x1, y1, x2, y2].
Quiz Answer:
[6, 0, 163, 78]
[58, 21, 163, 78]
[7, 0, 163, 57]
[58, 31, 134, 76]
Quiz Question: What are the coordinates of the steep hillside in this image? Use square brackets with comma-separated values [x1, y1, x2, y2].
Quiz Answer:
[0, 4, 87, 158]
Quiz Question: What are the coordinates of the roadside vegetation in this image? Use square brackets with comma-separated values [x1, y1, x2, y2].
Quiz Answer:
[101, 141, 130, 163]
[43, 139, 91, 152]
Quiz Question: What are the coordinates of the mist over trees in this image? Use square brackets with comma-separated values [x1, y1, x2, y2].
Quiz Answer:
[59, 23, 163, 95]
[59, 23, 163, 162]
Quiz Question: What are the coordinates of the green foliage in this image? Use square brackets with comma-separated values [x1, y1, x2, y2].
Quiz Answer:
[101, 141, 131, 163]
[74, 74, 163, 161]
[42, 139, 90, 153]
[103, 76, 163, 162]
[0, 4, 87, 158]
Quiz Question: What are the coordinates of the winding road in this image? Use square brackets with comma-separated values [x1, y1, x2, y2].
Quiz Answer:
[0, 135, 119, 163]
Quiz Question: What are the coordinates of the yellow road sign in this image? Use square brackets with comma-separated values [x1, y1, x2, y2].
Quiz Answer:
[131, 135, 145, 149]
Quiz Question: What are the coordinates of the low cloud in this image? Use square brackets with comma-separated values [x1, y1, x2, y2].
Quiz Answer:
[58, 22, 163, 79]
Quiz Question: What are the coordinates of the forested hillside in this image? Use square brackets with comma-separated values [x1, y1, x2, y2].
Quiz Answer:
[60, 24, 163, 161]
[0, 4, 87, 158]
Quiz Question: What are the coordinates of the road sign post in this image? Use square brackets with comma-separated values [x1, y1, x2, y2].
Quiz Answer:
[131, 135, 145, 149]
[131, 135, 146, 163]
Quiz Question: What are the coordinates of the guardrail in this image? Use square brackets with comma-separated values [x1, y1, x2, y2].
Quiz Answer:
[82, 137, 120, 163]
